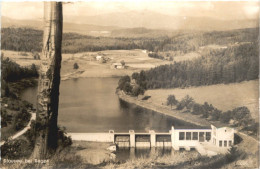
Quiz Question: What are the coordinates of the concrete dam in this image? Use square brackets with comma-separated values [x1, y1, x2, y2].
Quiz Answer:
[68, 124, 235, 156]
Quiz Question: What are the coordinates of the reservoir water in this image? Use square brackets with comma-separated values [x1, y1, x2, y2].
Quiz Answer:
[21, 77, 197, 133]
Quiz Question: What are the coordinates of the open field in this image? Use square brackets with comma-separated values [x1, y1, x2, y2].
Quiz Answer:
[61, 50, 170, 79]
[145, 80, 259, 120]
[2, 50, 41, 67]
[2, 49, 210, 80]
[2, 50, 171, 79]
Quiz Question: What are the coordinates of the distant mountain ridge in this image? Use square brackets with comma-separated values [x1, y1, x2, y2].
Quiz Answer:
[63, 10, 258, 31]
[1, 16, 122, 36]
[2, 10, 259, 35]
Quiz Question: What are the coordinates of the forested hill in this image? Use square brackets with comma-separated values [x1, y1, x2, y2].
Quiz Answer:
[146, 27, 259, 57]
[1, 28, 139, 53]
[1, 27, 259, 54]
[122, 42, 258, 94]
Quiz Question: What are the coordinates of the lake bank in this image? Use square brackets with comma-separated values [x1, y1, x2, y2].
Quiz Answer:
[1, 78, 37, 140]
[117, 90, 211, 127]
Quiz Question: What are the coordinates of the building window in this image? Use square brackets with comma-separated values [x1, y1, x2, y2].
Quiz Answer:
[186, 132, 191, 140]
[199, 132, 205, 142]
[179, 132, 185, 140]
[224, 140, 227, 147]
[192, 132, 198, 140]
[219, 140, 222, 147]
[206, 132, 211, 141]
[229, 141, 232, 146]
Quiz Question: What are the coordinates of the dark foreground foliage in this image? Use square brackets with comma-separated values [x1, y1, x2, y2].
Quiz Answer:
[1, 139, 33, 159]
[153, 146, 246, 169]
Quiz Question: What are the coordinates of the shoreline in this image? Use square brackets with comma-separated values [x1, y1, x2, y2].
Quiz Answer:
[117, 90, 211, 127]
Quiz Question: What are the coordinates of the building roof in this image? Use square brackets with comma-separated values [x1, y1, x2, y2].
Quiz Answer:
[173, 125, 211, 130]
[210, 121, 231, 128]
[112, 63, 123, 65]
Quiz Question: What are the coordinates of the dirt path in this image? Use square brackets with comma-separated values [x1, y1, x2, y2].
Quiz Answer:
[0, 111, 36, 146]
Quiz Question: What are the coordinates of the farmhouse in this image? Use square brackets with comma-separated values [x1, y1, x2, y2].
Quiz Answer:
[111, 62, 125, 69]
[96, 55, 103, 61]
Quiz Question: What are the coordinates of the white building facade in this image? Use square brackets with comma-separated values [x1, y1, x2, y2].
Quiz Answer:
[171, 124, 234, 152]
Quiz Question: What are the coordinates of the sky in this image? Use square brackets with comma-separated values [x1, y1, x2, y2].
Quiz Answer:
[1, 1, 259, 21]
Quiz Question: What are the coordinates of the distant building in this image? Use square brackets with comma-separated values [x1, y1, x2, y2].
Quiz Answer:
[111, 63, 125, 69]
[96, 55, 103, 61]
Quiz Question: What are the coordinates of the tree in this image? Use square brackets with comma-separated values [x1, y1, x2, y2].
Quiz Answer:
[33, 2, 63, 159]
[120, 60, 125, 66]
[167, 95, 178, 109]
[220, 111, 233, 123]
[132, 86, 144, 96]
[73, 63, 79, 69]
[132, 72, 139, 80]
[33, 53, 40, 60]
[118, 75, 131, 90]
[192, 103, 202, 115]
[211, 109, 222, 121]
[123, 82, 132, 94]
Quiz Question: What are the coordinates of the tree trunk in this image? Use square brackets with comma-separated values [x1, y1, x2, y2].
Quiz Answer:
[32, 2, 63, 159]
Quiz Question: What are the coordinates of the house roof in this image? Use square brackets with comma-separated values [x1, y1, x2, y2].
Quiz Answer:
[112, 63, 122, 65]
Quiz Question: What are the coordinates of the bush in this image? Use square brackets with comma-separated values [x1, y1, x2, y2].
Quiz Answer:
[123, 82, 133, 94]
[15, 108, 31, 131]
[177, 95, 194, 110]
[242, 121, 259, 136]
[220, 111, 233, 123]
[25, 120, 36, 147]
[132, 86, 144, 96]
[1, 139, 28, 159]
[73, 63, 79, 69]
[225, 146, 246, 162]
[191, 103, 203, 115]
[118, 75, 131, 90]
[57, 127, 72, 148]
[211, 109, 222, 121]
[232, 107, 252, 126]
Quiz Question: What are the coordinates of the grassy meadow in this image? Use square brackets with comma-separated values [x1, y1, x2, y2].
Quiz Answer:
[145, 80, 259, 120]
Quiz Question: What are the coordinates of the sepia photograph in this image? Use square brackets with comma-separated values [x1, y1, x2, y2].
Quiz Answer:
[0, 1, 259, 168]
